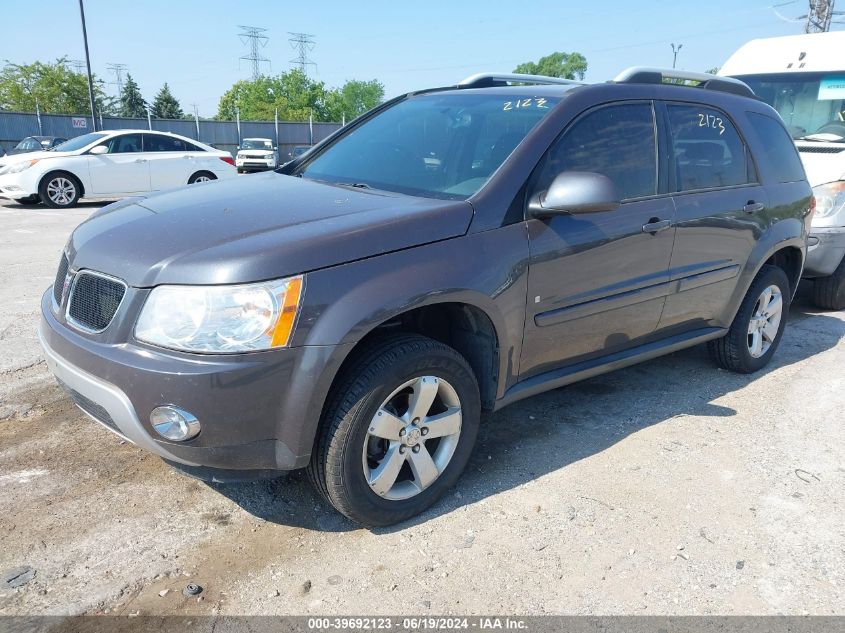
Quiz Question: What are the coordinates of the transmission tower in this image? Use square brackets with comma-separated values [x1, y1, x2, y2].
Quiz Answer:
[238, 25, 270, 80]
[69, 59, 87, 74]
[288, 32, 316, 74]
[106, 63, 128, 93]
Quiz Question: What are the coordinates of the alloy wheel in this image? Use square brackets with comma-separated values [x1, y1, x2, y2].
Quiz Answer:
[362, 375, 462, 501]
[46, 177, 76, 206]
[747, 284, 783, 358]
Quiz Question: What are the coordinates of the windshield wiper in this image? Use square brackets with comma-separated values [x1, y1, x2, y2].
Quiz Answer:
[332, 181, 372, 190]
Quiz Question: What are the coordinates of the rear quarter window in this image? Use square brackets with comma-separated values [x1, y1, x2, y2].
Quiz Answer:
[746, 112, 807, 183]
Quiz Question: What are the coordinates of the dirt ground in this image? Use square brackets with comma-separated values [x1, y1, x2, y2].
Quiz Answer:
[0, 198, 843, 617]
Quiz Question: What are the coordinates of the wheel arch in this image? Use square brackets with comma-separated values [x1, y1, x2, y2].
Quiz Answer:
[188, 170, 216, 183]
[39, 168, 86, 198]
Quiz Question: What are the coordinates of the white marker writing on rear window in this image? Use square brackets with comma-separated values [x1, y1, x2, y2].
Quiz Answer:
[698, 113, 725, 135]
[503, 98, 549, 111]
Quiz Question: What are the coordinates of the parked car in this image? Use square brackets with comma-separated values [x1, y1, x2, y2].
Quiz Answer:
[8, 135, 68, 156]
[0, 130, 236, 208]
[235, 138, 279, 173]
[721, 31, 845, 310]
[290, 145, 312, 159]
[40, 69, 812, 526]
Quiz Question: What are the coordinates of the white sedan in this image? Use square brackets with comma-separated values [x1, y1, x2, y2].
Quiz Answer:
[0, 130, 236, 208]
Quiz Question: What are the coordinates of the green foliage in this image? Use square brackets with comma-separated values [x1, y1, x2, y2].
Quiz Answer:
[513, 51, 588, 81]
[119, 73, 148, 118]
[216, 70, 384, 122]
[705, 67, 720, 75]
[0, 57, 110, 114]
[151, 82, 183, 119]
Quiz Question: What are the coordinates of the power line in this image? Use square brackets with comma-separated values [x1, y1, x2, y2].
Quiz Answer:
[288, 32, 316, 74]
[804, 0, 843, 32]
[106, 62, 128, 93]
[238, 25, 270, 80]
[68, 59, 87, 74]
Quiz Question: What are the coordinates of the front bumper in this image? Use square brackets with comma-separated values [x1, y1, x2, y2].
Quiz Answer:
[804, 226, 845, 277]
[39, 289, 351, 472]
[235, 157, 276, 170]
[0, 172, 37, 199]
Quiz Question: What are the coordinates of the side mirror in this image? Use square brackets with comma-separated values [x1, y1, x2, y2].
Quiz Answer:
[89, 145, 108, 156]
[528, 171, 621, 217]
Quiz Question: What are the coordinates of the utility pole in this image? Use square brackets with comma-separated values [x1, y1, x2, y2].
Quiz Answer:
[804, 0, 842, 32]
[190, 103, 200, 140]
[77, 0, 98, 131]
[671, 43, 683, 69]
[238, 25, 270, 80]
[106, 63, 128, 94]
[288, 32, 316, 74]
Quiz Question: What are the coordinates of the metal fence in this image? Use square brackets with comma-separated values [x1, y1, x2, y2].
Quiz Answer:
[0, 111, 342, 158]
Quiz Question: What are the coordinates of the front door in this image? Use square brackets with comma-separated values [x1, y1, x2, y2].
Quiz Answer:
[87, 133, 150, 194]
[520, 102, 676, 378]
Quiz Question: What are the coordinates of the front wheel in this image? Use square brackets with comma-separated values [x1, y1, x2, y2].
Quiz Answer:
[708, 265, 790, 373]
[811, 256, 845, 311]
[307, 334, 480, 527]
[38, 172, 81, 209]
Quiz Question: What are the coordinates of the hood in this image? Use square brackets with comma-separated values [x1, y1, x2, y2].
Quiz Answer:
[67, 171, 473, 287]
[0, 150, 74, 169]
[796, 144, 845, 187]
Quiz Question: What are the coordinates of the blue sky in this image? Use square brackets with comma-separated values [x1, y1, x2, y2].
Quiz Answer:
[3, 0, 842, 117]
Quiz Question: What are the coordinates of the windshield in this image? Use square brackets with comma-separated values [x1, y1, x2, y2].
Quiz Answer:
[53, 132, 108, 152]
[241, 139, 273, 150]
[297, 92, 561, 199]
[735, 72, 845, 140]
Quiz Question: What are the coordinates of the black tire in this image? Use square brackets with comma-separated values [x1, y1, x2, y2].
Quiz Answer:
[38, 172, 81, 209]
[307, 334, 481, 527]
[811, 256, 845, 311]
[708, 265, 791, 373]
[188, 171, 216, 185]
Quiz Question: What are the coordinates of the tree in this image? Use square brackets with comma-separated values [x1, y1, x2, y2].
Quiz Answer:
[216, 70, 384, 122]
[119, 73, 147, 118]
[705, 67, 720, 75]
[0, 57, 110, 114]
[513, 52, 588, 81]
[151, 82, 183, 119]
[325, 79, 385, 122]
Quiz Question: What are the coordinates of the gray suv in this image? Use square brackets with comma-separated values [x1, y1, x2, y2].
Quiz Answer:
[40, 68, 813, 526]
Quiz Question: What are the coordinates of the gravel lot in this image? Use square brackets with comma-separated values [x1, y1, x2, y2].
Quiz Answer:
[0, 197, 843, 617]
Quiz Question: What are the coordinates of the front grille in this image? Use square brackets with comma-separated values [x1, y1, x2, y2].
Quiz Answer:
[56, 379, 122, 435]
[53, 253, 69, 306]
[67, 272, 126, 332]
[797, 145, 845, 154]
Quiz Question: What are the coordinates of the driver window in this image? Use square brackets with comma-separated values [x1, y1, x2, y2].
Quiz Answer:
[103, 134, 142, 154]
[534, 103, 657, 201]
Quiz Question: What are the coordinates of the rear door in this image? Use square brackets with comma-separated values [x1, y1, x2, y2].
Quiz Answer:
[520, 101, 677, 378]
[87, 133, 150, 194]
[658, 102, 768, 331]
[144, 134, 194, 190]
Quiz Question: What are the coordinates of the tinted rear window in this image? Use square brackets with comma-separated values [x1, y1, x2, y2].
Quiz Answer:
[746, 112, 806, 183]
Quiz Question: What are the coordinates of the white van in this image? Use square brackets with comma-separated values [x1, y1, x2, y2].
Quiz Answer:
[721, 32, 845, 309]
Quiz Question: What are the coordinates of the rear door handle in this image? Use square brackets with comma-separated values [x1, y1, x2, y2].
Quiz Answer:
[134, 158, 147, 163]
[642, 218, 672, 234]
[743, 201, 766, 214]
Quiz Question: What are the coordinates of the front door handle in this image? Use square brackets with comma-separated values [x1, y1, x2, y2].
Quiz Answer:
[743, 201, 766, 214]
[642, 218, 672, 234]
[134, 158, 147, 163]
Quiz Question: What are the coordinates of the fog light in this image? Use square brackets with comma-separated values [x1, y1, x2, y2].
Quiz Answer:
[150, 406, 200, 441]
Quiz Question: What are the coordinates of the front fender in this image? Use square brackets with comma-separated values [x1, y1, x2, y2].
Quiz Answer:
[293, 223, 530, 399]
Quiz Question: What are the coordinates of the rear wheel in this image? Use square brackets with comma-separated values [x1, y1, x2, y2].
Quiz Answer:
[811, 257, 845, 311]
[709, 265, 790, 373]
[39, 172, 81, 209]
[188, 171, 216, 184]
[307, 334, 480, 527]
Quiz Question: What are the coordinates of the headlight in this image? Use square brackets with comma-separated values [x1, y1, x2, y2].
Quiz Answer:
[5, 159, 40, 175]
[813, 181, 845, 218]
[135, 276, 303, 353]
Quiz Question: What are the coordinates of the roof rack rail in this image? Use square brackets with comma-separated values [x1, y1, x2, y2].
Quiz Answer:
[613, 67, 755, 98]
[458, 72, 582, 89]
